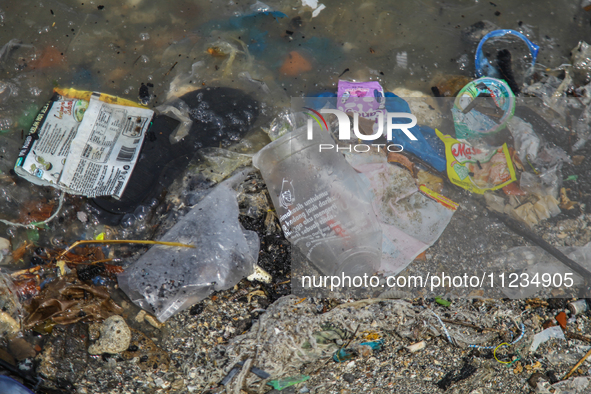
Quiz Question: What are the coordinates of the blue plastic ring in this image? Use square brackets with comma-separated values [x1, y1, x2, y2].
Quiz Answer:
[475, 29, 540, 78]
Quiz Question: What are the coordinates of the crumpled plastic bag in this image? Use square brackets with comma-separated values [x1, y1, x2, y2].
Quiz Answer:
[195, 148, 252, 184]
[486, 242, 591, 299]
[507, 116, 540, 163]
[118, 170, 259, 322]
[154, 98, 193, 144]
[538, 377, 590, 394]
[346, 152, 455, 274]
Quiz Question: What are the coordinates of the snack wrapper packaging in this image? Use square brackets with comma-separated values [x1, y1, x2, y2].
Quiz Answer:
[435, 128, 516, 194]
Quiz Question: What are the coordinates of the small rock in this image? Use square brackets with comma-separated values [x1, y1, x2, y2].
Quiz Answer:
[76, 211, 88, 223]
[342, 373, 355, 383]
[171, 379, 185, 390]
[0, 310, 20, 337]
[528, 372, 547, 388]
[88, 323, 101, 341]
[0, 237, 10, 250]
[547, 370, 559, 384]
[135, 310, 146, 323]
[407, 341, 426, 353]
[145, 314, 163, 329]
[88, 315, 131, 355]
[36, 323, 88, 384]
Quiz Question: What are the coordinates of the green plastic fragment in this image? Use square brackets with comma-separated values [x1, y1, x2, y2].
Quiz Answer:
[27, 229, 39, 244]
[30, 221, 48, 230]
[435, 296, 451, 307]
[267, 374, 310, 390]
[564, 175, 578, 182]
[12, 103, 41, 134]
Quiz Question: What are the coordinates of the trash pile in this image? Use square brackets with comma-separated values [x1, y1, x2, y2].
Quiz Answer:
[1, 1, 591, 393]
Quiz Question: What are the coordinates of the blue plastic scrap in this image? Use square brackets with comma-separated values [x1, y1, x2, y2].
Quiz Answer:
[0, 376, 36, 394]
[333, 339, 384, 362]
[383, 94, 446, 172]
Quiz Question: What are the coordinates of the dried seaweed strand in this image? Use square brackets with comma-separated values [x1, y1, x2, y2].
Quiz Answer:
[562, 346, 591, 380]
[58, 239, 195, 258]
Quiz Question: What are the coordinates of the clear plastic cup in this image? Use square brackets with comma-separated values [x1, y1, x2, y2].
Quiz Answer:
[253, 125, 382, 277]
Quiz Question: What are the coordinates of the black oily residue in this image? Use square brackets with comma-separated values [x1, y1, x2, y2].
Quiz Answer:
[240, 212, 292, 302]
[237, 175, 291, 302]
[496, 49, 520, 94]
[436, 359, 477, 391]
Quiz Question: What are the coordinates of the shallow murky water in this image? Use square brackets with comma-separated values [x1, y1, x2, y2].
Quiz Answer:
[0, 0, 588, 273]
[1, 1, 591, 393]
[0, 0, 588, 260]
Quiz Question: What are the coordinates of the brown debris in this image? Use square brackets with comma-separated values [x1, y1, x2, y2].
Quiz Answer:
[207, 46, 228, 57]
[8, 337, 37, 360]
[24, 274, 123, 329]
[12, 240, 33, 262]
[572, 155, 585, 166]
[347, 113, 378, 137]
[560, 187, 577, 210]
[103, 263, 124, 274]
[387, 152, 415, 175]
[121, 328, 170, 371]
[60, 246, 106, 264]
[525, 298, 549, 309]
[18, 199, 56, 225]
[555, 311, 567, 330]
[431, 75, 472, 97]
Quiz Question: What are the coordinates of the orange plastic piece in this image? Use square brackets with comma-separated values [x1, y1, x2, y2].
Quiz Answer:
[279, 51, 312, 76]
[414, 251, 427, 261]
[555, 311, 567, 330]
[502, 182, 527, 196]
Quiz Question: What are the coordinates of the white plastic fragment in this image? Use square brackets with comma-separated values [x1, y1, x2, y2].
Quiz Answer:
[396, 51, 408, 69]
[301, 0, 317, 7]
[407, 341, 426, 353]
[247, 265, 272, 284]
[312, 4, 326, 17]
[551, 376, 589, 393]
[76, 211, 88, 223]
[530, 325, 565, 352]
[302, 0, 325, 17]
